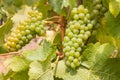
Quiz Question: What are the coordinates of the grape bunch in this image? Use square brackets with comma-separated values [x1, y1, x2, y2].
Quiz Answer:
[63, 5, 93, 69]
[4, 10, 46, 52]
[91, 0, 107, 27]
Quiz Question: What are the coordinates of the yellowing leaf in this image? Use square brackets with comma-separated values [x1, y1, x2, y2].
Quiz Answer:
[109, 0, 120, 17]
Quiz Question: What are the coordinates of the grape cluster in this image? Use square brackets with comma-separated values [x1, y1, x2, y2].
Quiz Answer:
[63, 5, 93, 69]
[91, 0, 107, 28]
[4, 10, 46, 52]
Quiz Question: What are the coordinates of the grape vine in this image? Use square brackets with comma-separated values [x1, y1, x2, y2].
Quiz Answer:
[0, 0, 119, 80]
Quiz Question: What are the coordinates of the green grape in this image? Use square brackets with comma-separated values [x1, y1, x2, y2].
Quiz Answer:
[35, 27, 41, 33]
[66, 28, 71, 35]
[70, 25, 75, 30]
[69, 50, 75, 56]
[71, 8, 78, 15]
[78, 5, 84, 13]
[73, 29, 79, 34]
[68, 32, 74, 38]
[87, 23, 93, 29]
[80, 25, 85, 30]
[74, 52, 80, 58]
[73, 14, 79, 20]
[16, 44, 21, 50]
[70, 62, 76, 69]
[73, 58, 79, 66]
[25, 30, 31, 34]
[95, 4, 102, 10]
[19, 40, 24, 46]
[71, 37, 77, 42]
[65, 46, 71, 52]
[64, 36, 70, 42]
[93, 9, 99, 15]
[80, 30, 85, 34]
[10, 42, 16, 48]
[84, 9, 89, 14]
[85, 31, 91, 36]
[78, 13, 85, 19]
[68, 56, 74, 62]
[4, 10, 46, 52]
[77, 38, 82, 44]
[78, 34, 84, 39]
[27, 34, 33, 40]
[76, 47, 82, 52]
[64, 5, 94, 69]
[66, 60, 71, 67]
[73, 43, 79, 48]
[83, 34, 88, 40]
[91, 0, 107, 29]
[65, 52, 70, 56]
[86, 14, 90, 19]
[74, 22, 80, 29]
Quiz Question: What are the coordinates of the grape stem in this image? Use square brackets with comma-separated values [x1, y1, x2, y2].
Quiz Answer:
[54, 56, 60, 64]
[43, 16, 60, 21]
[0, 51, 22, 57]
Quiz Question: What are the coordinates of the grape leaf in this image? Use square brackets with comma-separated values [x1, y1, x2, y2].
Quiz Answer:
[55, 60, 100, 80]
[8, 56, 30, 72]
[81, 43, 115, 69]
[0, 73, 4, 80]
[105, 12, 120, 38]
[22, 40, 56, 61]
[62, 0, 77, 8]
[28, 61, 53, 80]
[36, 0, 52, 18]
[53, 31, 62, 52]
[81, 43, 100, 69]
[12, 5, 32, 27]
[0, 18, 13, 45]
[38, 70, 54, 80]
[83, 0, 93, 11]
[0, 46, 8, 53]
[109, 0, 120, 18]
[2, 0, 38, 15]
[93, 58, 120, 80]
[50, 0, 63, 14]
[10, 70, 29, 80]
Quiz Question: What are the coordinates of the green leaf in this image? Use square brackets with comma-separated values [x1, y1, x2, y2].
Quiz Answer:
[105, 12, 120, 38]
[28, 61, 53, 80]
[62, 0, 77, 8]
[0, 73, 4, 80]
[36, 0, 52, 18]
[50, 0, 63, 14]
[94, 58, 120, 80]
[0, 18, 13, 45]
[81, 43, 115, 69]
[2, 0, 39, 15]
[8, 56, 30, 72]
[53, 31, 62, 52]
[81, 43, 100, 69]
[38, 70, 54, 80]
[83, 0, 93, 11]
[109, 0, 120, 17]
[10, 70, 29, 80]
[22, 40, 56, 61]
[55, 60, 100, 80]
[0, 46, 8, 53]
